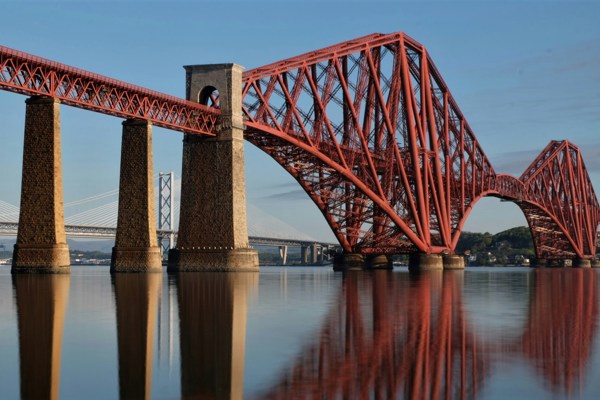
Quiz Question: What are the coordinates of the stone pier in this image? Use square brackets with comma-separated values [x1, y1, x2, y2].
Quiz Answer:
[408, 253, 444, 271]
[111, 119, 162, 272]
[12, 96, 70, 273]
[333, 253, 365, 271]
[168, 64, 258, 272]
[443, 254, 465, 269]
[366, 254, 393, 270]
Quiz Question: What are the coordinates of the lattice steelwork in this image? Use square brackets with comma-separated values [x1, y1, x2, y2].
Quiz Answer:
[242, 32, 494, 255]
[0, 45, 219, 135]
[158, 172, 175, 257]
[517, 141, 600, 259]
[1, 33, 598, 259]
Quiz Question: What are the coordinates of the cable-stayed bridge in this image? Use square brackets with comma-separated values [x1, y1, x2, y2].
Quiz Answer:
[0, 174, 337, 264]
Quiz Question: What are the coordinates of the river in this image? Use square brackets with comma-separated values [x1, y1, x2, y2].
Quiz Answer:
[0, 266, 599, 399]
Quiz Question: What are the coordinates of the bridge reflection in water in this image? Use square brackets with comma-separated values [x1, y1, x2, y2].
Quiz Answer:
[13, 274, 69, 400]
[255, 271, 485, 399]
[9, 269, 599, 398]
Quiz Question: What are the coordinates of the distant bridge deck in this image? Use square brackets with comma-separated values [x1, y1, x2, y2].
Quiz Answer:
[0, 222, 337, 249]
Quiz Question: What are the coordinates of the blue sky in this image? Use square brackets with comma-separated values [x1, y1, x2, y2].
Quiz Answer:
[1, 1, 599, 241]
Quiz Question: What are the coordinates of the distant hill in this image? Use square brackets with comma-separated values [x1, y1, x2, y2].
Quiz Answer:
[456, 226, 535, 265]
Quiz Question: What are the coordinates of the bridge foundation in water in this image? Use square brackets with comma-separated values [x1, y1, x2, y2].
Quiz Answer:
[12, 96, 70, 273]
[111, 120, 162, 272]
[168, 64, 258, 272]
[366, 254, 393, 269]
[443, 254, 465, 269]
[408, 253, 444, 271]
[573, 258, 592, 268]
[332, 253, 393, 270]
[531, 258, 593, 268]
[333, 253, 365, 271]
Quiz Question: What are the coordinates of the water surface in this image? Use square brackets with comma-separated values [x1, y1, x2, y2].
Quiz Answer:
[0, 266, 599, 399]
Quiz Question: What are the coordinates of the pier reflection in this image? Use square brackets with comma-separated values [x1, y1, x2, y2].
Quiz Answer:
[9, 267, 598, 399]
[256, 270, 486, 399]
[13, 274, 70, 400]
[112, 273, 161, 400]
[174, 272, 258, 400]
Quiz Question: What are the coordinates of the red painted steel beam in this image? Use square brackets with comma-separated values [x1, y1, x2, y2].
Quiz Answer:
[518, 141, 600, 259]
[0, 45, 219, 135]
[2, 35, 598, 258]
[242, 32, 497, 254]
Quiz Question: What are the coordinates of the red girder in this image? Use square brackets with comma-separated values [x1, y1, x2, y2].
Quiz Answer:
[0, 45, 219, 135]
[243, 32, 494, 254]
[1, 35, 598, 259]
[242, 33, 599, 259]
[517, 141, 600, 259]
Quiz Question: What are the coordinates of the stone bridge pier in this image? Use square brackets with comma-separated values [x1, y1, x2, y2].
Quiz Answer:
[12, 96, 70, 273]
[111, 119, 162, 272]
[168, 64, 259, 272]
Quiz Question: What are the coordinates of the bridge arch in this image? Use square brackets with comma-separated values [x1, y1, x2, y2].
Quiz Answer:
[240, 34, 598, 261]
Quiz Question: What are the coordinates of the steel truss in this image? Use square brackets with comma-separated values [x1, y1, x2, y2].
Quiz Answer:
[243, 33, 495, 255]
[1, 33, 598, 259]
[0, 45, 218, 135]
[518, 141, 600, 259]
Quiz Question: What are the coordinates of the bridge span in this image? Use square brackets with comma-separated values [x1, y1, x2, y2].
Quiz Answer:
[1, 32, 598, 273]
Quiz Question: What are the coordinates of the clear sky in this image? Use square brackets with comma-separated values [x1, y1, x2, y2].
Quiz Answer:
[1, 0, 599, 242]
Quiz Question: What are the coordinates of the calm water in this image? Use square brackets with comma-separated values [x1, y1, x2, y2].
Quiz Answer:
[1, 266, 600, 399]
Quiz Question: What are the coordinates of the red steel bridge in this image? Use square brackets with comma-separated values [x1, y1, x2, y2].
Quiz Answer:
[1, 32, 598, 263]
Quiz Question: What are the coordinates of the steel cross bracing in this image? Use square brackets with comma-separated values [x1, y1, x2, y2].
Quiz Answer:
[1, 33, 598, 259]
[243, 32, 500, 255]
[517, 141, 600, 259]
[0, 45, 219, 135]
[241, 32, 600, 259]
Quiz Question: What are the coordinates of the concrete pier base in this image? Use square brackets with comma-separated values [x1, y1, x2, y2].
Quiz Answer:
[366, 254, 393, 270]
[408, 253, 444, 271]
[168, 64, 258, 272]
[443, 255, 465, 270]
[592, 259, 600, 268]
[168, 248, 259, 272]
[12, 96, 70, 273]
[573, 258, 592, 268]
[333, 253, 365, 271]
[111, 119, 162, 273]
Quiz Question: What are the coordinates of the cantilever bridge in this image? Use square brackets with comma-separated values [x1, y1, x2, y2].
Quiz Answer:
[1, 32, 598, 272]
